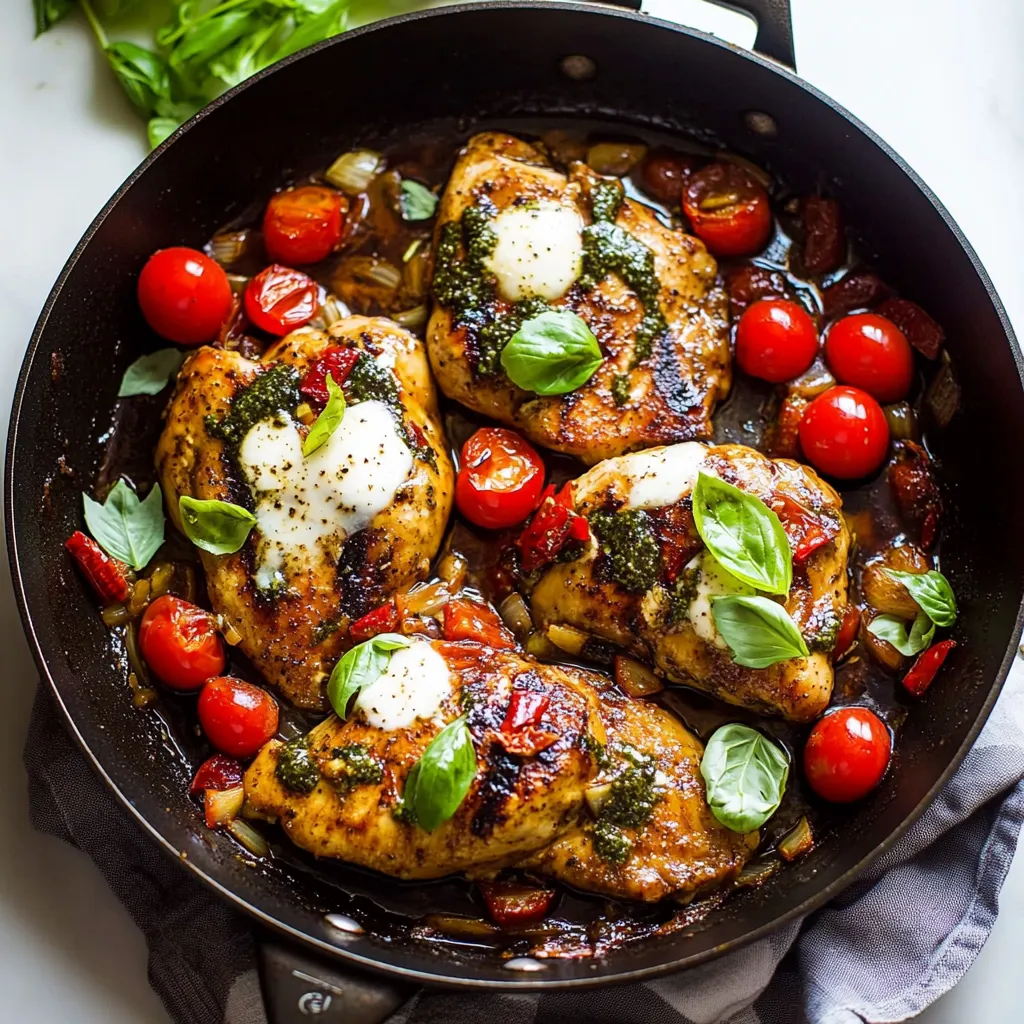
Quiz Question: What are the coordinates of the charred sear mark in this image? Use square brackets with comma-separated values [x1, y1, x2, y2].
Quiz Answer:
[651, 333, 702, 419]
[471, 746, 521, 838]
[336, 529, 382, 619]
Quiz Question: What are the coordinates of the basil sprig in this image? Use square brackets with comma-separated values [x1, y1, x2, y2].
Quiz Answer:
[711, 595, 809, 669]
[302, 373, 346, 456]
[83, 479, 165, 570]
[118, 348, 184, 397]
[692, 472, 792, 595]
[868, 613, 935, 657]
[399, 179, 438, 221]
[328, 634, 411, 719]
[179, 496, 256, 555]
[700, 723, 789, 833]
[400, 717, 477, 832]
[885, 569, 957, 627]
[500, 310, 603, 396]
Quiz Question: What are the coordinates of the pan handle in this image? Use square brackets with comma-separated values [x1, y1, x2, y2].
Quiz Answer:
[602, 0, 797, 70]
[259, 937, 415, 1024]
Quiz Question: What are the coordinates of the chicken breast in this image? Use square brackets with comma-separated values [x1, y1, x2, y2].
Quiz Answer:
[427, 132, 730, 464]
[156, 317, 453, 708]
[243, 641, 754, 901]
[529, 443, 850, 722]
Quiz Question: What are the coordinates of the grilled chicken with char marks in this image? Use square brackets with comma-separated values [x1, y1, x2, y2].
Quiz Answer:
[243, 641, 755, 901]
[156, 317, 453, 709]
[427, 132, 731, 464]
[528, 442, 850, 722]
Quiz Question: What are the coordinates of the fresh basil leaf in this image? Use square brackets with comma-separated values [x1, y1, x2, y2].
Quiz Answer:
[868, 612, 935, 657]
[302, 373, 345, 456]
[179, 495, 256, 555]
[500, 310, 603, 396]
[106, 42, 172, 117]
[327, 633, 411, 719]
[692, 472, 792, 595]
[207, 17, 280, 89]
[711, 595, 809, 669]
[118, 348, 185, 397]
[148, 116, 182, 149]
[82, 479, 165, 570]
[885, 569, 957, 627]
[168, 7, 263, 69]
[402, 717, 477, 832]
[399, 180, 438, 222]
[700, 723, 789, 833]
[266, 0, 349, 62]
[34, 0, 74, 35]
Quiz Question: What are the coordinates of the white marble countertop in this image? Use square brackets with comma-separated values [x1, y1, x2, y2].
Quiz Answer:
[0, 1, 1021, 1021]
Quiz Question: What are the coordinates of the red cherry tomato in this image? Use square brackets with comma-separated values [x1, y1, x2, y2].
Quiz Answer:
[639, 148, 699, 205]
[138, 595, 225, 691]
[682, 162, 772, 256]
[824, 313, 914, 402]
[455, 427, 545, 530]
[244, 264, 319, 336]
[804, 706, 892, 803]
[798, 386, 890, 479]
[263, 186, 345, 265]
[137, 247, 233, 345]
[197, 676, 280, 758]
[735, 299, 819, 383]
[189, 753, 244, 795]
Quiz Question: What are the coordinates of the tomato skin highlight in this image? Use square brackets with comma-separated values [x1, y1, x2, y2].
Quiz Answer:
[244, 264, 319, 336]
[682, 162, 772, 256]
[479, 882, 557, 928]
[798, 386, 890, 479]
[824, 313, 914, 402]
[138, 247, 233, 345]
[263, 185, 345, 265]
[349, 601, 400, 642]
[138, 594, 225, 691]
[197, 676, 280, 758]
[456, 428, 545, 530]
[299, 344, 360, 404]
[804, 706, 892, 803]
[736, 299, 819, 383]
[442, 598, 515, 649]
[189, 753, 244, 795]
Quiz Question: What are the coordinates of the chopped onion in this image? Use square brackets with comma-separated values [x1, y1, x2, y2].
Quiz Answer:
[398, 580, 451, 618]
[125, 620, 151, 686]
[436, 551, 468, 590]
[883, 401, 920, 442]
[586, 142, 647, 177]
[101, 602, 133, 628]
[525, 632, 561, 660]
[227, 817, 270, 858]
[325, 149, 383, 195]
[127, 671, 158, 709]
[394, 305, 428, 329]
[778, 816, 814, 862]
[402, 247, 430, 301]
[205, 785, 245, 828]
[402, 239, 422, 263]
[926, 352, 960, 428]
[208, 230, 249, 267]
[126, 577, 151, 618]
[215, 615, 243, 646]
[423, 914, 500, 940]
[147, 562, 175, 600]
[318, 294, 350, 327]
[734, 858, 780, 889]
[226, 274, 248, 295]
[295, 402, 316, 426]
[546, 623, 590, 656]
[585, 782, 613, 817]
[614, 655, 663, 697]
[498, 593, 533, 639]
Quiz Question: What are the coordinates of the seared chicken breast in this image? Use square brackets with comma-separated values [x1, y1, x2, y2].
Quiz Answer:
[529, 443, 850, 722]
[157, 317, 453, 708]
[243, 641, 754, 901]
[427, 132, 731, 464]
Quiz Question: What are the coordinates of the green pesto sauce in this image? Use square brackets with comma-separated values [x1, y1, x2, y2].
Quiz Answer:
[591, 179, 625, 223]
[206, 364, 300, 447]
[807, 607, 841, 653]
[477, 296, 551, 375]
[600, 755, 659, 829]
[667, 565, 701, 626]
[611, 373, 631, 407]
[432, 204, 497, 318]
[329, 743, 384, 790]
[275, 736, 319, 795]
[592, 818, 632, 864]
[590, 508, 661, 593]
[583, 732, 612, 771]
[311, 618, 340, 646]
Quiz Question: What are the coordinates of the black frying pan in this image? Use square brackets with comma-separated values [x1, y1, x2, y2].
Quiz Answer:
[7, 2, 1024, 1021]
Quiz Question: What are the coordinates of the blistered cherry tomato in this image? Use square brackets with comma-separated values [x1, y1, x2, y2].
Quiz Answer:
[682, 162, 772, 256]
[244, 264, 319, 336]
[137, 247, 232, 345]
[189, 753, 243, 795]
[798, 386, 890, 479]
[824, 313, 914, 402]
[736, 299, 818, 383]
[456, 427, 545, 530]
[197, 676, 279, 758]
[263, 186, 345, 265]
[640, 148, 698, 205]
[804, 706, 892, 803]
[138, 595, 224, 691]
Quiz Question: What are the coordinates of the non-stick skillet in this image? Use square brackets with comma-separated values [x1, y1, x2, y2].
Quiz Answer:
[7, 1, 1024, 1021]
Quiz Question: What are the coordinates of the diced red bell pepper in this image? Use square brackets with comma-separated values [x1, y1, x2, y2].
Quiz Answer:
[771, 494, 837, 562]
[190, 753, 244, 795]
[801, 197, 845, 275]
[65, 530, 132, 604]
[299, 345, 361, 404]
[821, 271, 891, 319]
[442, 598, 515, 649]
[516, 483, 589, 573]
[478, 882, 557, 928]
[876, 298, 944, 360]
[832, 604, 861, 663]
[492, 727, 558, 757]
[349, 600, 400, 642]
[902, 639, 956, 697]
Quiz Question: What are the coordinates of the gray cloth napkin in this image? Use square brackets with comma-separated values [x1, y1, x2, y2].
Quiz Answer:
[24, 658, 1024, 1024]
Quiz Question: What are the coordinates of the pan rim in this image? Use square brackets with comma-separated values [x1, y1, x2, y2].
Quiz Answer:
[7, 0, 1024, 991]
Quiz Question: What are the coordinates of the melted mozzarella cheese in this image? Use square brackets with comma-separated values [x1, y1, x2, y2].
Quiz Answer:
[622, 443, 707, 510]
[686, 551, 754, 647]
[485, 201, 583, 302]
[353, 640, 452, 731]
[237, 400, 413, 589]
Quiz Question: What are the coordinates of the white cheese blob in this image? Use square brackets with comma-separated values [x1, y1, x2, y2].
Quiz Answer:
[353, 640, 452, 731]
[485, 201, 584, 302]
[686, 551, 754, 647]
[237, 400, 413, 590]
[621, 443, 707, 510]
